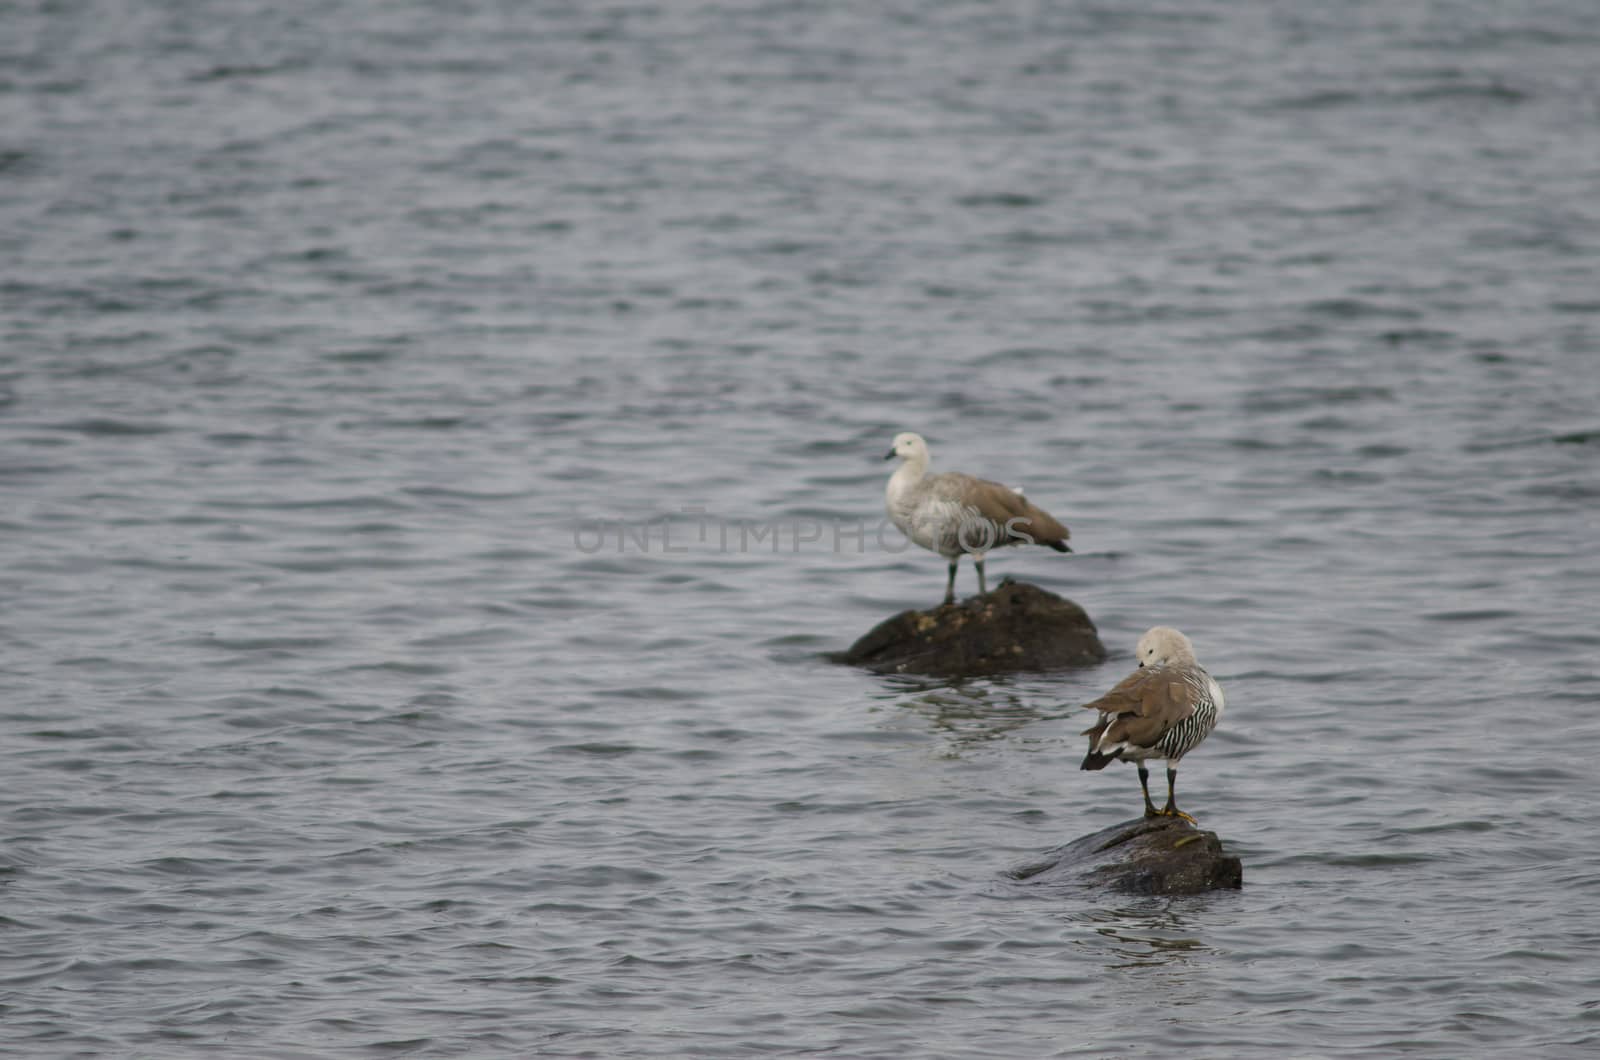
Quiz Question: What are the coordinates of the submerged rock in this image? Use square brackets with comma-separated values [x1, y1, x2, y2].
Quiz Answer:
[832, 579, 1106, 677]
[1004, 815, 1243, 896]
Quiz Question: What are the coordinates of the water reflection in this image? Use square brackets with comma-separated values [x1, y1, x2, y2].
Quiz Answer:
[1071, 901, 1215, 969]
[875, 677, 1076, 752]
[1067, 899, 1236, 1027]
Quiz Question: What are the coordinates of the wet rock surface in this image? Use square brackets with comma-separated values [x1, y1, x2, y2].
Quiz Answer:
[1004, 814, 1244, 896]
[832, 579, 1106, 677]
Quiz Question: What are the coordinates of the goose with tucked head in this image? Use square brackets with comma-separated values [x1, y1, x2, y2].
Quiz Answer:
[1080, 627, 1225, 824]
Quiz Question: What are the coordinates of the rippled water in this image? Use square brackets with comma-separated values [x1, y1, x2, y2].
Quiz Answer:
[4, 1, 1600, 1056]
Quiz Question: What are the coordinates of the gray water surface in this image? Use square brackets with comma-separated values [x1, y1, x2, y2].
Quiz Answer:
[4, 1, 1600, 1056]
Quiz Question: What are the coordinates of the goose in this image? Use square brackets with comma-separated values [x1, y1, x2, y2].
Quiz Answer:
[883, 431, 1071, 604]
[1080, 627, 1225, 823]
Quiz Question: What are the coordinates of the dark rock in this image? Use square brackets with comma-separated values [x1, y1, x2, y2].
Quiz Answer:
[831, 579, 1106, 677]
[1004, 815, 1243, 896]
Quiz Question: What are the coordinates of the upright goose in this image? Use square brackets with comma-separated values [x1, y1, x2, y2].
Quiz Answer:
[1080, 627, 1225, 823]
[883, 431, 1071, 605]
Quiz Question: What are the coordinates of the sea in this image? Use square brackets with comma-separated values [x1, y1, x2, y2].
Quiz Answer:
[3, 1, 1598, 1056]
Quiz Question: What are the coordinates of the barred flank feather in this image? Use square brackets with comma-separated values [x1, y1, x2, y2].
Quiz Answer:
[1154, 698, 1219, 761]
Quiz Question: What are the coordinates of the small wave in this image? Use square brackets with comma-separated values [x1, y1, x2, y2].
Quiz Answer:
[1301, 299, 1423, 321]
[187, 62, 301, 83]
[1384, 819, 1495, 837]
[1268, 89, 1368, 111]
[1422, 608, 1521, 623]
[955, 191, 1045, 209]
[1464, 428, 1600, 452]
[190, 635, 331, 653]
[1268, 851, 1440, 869]
[50, 418, 171, 437]
[1265, 83, 1527, 111]
[1401, 83, 1529, 105]
[1241, 385, 1394, 414]
[549, 742, 641, 757]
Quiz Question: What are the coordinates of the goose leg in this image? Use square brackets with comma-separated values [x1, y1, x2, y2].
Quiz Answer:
[974, 554, 987, 595]
[1138, 763, 1159, 817]
[1159, 766, 1198, 824]
[943, 559, 958, 605]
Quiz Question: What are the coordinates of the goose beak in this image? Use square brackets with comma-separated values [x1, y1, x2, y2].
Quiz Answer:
[883, 449, 897, 460]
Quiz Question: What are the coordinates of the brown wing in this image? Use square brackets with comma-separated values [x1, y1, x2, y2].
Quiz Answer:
[1003, 488, 1070, 546]
[1080, 666, 1198, 749]
[932, 473, 1070, 546]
